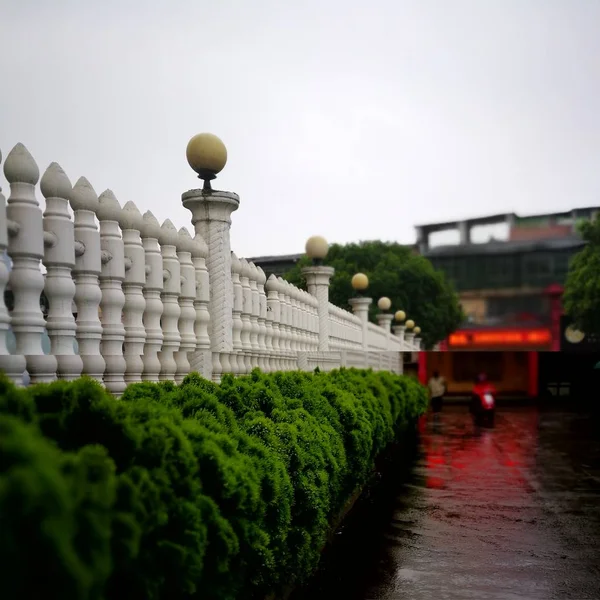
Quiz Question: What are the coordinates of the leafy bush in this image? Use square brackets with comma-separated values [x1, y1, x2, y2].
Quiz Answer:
[0, 368, 427, 600]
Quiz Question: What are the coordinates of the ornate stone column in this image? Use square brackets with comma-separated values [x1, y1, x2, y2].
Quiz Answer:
[302, 265, 335, 352]
[349, 297, 372, 350]
[0, 148, 26, 383]
[393, 325, 406, 346]
[4, 143, 57, 383]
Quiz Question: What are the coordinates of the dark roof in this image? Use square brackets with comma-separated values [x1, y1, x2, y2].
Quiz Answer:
[425, 236, 586, 257]
[247, 253, 303, 264]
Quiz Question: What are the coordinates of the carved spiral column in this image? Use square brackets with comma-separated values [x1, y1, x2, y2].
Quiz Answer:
[302, 265, 335, 352]
[182, 189, 239, 383]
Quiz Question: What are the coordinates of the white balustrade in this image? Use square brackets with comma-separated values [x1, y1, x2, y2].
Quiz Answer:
[0, 140, 414, 389]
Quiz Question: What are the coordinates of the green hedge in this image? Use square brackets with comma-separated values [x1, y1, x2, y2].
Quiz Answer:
[0, 368, 427, 600]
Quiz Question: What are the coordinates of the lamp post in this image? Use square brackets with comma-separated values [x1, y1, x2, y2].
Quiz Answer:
[376, 296, 394, 334]
[301, 236, 334, 351]
[393, 309, 406, 345]
[413, 325, 422, 350]
[404, 318, 415, 347]
[182, 132, 237, 381]
[349, 273, 371, 350]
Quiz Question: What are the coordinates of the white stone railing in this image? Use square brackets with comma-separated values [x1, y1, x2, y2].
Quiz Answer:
[0, 142, 418, 389]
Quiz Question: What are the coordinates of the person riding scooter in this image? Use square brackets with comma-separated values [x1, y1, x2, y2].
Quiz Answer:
[470, 372, 496, 427]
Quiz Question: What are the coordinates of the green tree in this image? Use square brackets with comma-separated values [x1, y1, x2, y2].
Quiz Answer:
[563, 215, 600, 334]
[284, 240, 464, 348]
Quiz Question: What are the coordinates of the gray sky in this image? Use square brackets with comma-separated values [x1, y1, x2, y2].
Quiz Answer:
[2, 0, 599, 257]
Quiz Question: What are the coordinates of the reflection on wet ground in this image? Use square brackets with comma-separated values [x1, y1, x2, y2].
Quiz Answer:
[292, 406, 600, 600]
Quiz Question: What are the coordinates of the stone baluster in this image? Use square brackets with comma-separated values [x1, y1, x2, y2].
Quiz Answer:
[140, 211, 163, 382]
[175, 227, 197, 382]
[69, 178, 105, 382]
[97, 190, 127, 395]
[256, 266, 268, 372]
[289, 286, 299, 351]
[4, 143, 57, 383]
[266, 274, 282, 372]
[41, 163, 82, 381]
[189, 232, 212, 380]
[278, 278, 292, 367]
[414, 336, 422, 351]
[119, 201, 146, 384]
[230, 252, 244, 376]
[158, 220, 181, 381]
[405, 330, 415, 348]
[263, 272, 275, 372]
[0, 149, 26, 383]
[376, 312, 394, 351]
[248, 262, 261, 369]
[239, 258, 253, 374]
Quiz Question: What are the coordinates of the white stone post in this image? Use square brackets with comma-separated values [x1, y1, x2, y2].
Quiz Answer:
[405, 330, 415, 347]
[393, 325, 405, 347]
[182, 189, 239, 382]
[4, 143, 57, 383]
[97, 190, 127, 396]
[414, 337, 422, 351]
[230, 252, 244, 376]
[349, 297, 372, 351]
[70, 178, 105, 383]
[158, 220, 181, 381]
[175, 227, 197, 383]
[0, 149, 27, 383]
[140, 211, 164, 382]
[189, 232, 212, 380]
[120, 201, 146, 384]
[248, 262, 261, 368]
[41, 163, 83, 381]
[376, 312, 394, 353]
[302, 265, 334, 352]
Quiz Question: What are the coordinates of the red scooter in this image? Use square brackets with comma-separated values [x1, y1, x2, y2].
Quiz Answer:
[470, 374, 496, 427]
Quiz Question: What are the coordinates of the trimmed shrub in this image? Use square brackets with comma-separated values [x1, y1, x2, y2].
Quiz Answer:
[0, 368, 427, 600]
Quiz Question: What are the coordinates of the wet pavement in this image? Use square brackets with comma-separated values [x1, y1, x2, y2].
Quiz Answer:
[292, 406, 600, 600]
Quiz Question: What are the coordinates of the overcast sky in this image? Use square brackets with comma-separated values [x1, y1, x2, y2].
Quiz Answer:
[1, 0, 599, 257]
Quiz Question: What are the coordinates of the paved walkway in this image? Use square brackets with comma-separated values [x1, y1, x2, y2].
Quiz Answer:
[294, 407, 600, 600]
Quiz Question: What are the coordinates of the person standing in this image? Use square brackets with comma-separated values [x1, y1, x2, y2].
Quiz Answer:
[428, 370, 447, 413]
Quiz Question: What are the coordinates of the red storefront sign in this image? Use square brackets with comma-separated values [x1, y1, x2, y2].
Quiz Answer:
[448, 328, 552, 348]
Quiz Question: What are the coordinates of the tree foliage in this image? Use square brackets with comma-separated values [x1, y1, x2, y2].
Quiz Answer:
[0, 369, 428, 600]
[284, 240, 464, 348]
[563, 215, 600, 335]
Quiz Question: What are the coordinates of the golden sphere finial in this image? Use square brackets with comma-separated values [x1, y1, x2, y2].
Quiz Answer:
[351, 273, 369, 291]
[395, 310, 406, 322]
[377, 297, 392, 311]
[305, 236, 329, 261]
[413, 326, 421, 335]
[186, 133, 228, 191]
[405, 319, 415, 330]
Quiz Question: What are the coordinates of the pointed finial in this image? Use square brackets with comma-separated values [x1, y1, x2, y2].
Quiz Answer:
[119, 200, 144, 231]
[4, 143, 39, 185]
[40, 162, 72, 200]
[70, 177, 99, 212]
[97, 189, 122, 222]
